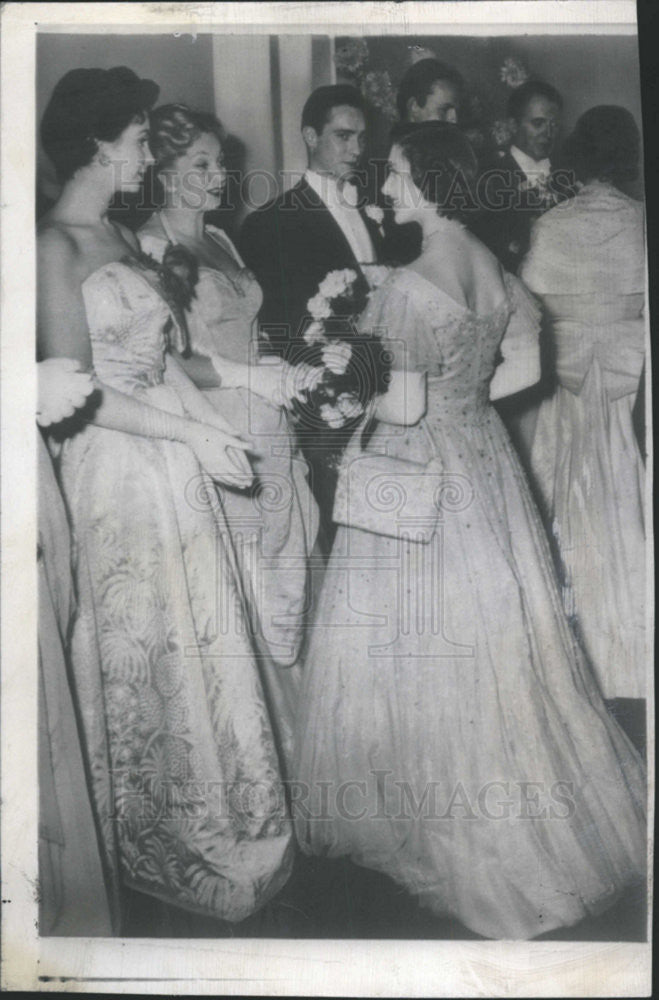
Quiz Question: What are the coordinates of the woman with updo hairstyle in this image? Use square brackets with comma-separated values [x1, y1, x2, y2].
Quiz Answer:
[294, 121, 646, 940]
[139, 105, 319, 763]
[38, 69, 295, 928]
[520, 107, 646, 730]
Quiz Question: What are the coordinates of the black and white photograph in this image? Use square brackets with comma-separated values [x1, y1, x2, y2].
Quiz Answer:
[0, 1, 653, 995]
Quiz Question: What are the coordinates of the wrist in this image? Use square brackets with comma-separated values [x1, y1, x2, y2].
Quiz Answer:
[211, 355, 246, 388]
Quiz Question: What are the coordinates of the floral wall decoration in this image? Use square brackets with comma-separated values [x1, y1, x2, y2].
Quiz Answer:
[334, 37, 399, 121]
[334, 37, 536, 163]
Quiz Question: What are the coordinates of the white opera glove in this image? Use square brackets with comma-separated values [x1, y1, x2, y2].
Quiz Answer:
[183, 420, 254, 490]
[210, 354, 312, 409]
[37, 358, 95, 426]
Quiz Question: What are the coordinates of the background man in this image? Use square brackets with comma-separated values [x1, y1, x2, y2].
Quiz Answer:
[476, 80, 566, 273]
[384, 59, 466, 264]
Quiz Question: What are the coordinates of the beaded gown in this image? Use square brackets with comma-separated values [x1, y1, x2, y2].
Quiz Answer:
[294, 266, 647, 940]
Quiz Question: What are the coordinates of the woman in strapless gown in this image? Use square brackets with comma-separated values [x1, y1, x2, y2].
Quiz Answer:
[38, 68, 294, 926]
[139, 104, 318, 774]
[294, 123, 647, 940]
[520, 107, 647, 719]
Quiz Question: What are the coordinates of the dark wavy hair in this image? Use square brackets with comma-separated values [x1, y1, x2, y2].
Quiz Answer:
[301, 85, 365, 134]
[41, 66, 159, 183]
[507, 80, 563, 123]
[148, 104, 226, 170]
[389, 121, 478, 221]
[396, 59, 465, 122]
[563, 105, 640, 187]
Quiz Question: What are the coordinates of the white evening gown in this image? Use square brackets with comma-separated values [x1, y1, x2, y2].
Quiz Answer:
[294, 268, 646, 940]
[520, 181, 646, 699]
[58, 261, 294, 922]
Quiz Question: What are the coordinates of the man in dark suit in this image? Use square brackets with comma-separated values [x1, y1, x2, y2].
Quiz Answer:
[240, 85, 383, 553]
[382, 59, 466, 266]
[475, 80, 568, 274]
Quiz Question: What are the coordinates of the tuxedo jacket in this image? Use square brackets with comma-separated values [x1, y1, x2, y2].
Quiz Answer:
[239, 177, 384, 353]
[473, 151, 573, 274]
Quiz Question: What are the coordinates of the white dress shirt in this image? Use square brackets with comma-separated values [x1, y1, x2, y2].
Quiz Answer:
[509, 145, 551, 186]
[304, 169, 376, 264]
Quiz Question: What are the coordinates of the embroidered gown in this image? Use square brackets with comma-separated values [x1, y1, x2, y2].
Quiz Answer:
[294, 268, 647, 940]
[58, 260, 294, 923]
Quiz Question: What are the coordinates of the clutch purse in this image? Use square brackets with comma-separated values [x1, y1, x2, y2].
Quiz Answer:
[332, 415, 443, 544]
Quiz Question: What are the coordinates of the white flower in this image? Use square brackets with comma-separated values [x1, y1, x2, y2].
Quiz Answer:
[307, 293, 332, 320]
[321, 341, 352, 375]
[364, 204, 384, 225]
[303, 320, 328, 345]
[319, 402, 346, 429]
[362, 264, 391, 290]
[500, 57, 530, 89]
[490, 119, 514, 149]
[318, 268, 356, 300]
[336, 392, 363, 420]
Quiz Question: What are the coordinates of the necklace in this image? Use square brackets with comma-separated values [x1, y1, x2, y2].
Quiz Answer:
[421, 214, 466, 251]
[157, 211, 248, 298]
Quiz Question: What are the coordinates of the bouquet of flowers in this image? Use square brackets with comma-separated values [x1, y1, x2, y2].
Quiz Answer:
[291, 267, 392, 432]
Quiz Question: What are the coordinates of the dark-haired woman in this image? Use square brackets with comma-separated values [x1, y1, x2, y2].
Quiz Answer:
[294, 122, 646, 940]
[38, 68, 294, 925]
[520, 106, 647, 738]
[138, 105, 318, 774]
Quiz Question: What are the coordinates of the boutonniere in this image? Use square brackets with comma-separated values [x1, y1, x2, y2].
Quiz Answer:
[364, 204, 385, 237]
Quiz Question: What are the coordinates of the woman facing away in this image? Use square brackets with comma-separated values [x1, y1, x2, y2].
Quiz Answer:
[38, 67, 295, 926]
[520, 106, 647, 745]
[294, 122, 647, 941]
[138, 105, 318, 774]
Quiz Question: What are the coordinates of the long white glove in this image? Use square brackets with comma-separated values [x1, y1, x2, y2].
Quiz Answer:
[37, 358, 95, 426]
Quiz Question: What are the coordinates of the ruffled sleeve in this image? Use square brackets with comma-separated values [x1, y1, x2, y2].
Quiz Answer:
[489, 273, 542, 400]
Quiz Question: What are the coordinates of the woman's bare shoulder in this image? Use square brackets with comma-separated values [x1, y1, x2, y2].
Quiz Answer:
[37, 218, 81, 269]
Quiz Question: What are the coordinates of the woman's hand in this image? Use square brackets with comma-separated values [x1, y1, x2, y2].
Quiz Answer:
[37, 357, 95, 426]
[184, 421, 254, 489]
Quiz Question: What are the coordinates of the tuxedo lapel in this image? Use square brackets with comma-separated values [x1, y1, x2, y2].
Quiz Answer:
[291, 179, 360, 268]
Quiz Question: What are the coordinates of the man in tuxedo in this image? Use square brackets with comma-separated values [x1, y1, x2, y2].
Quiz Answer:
[383, 59, 466, 265]
[476, 80, 566, 273]
[474, 81, 573, 461]
[240, 85, 383, 553]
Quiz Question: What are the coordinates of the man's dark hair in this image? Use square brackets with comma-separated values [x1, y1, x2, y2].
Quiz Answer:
[507, 80, 563, 124]
[396, 59, 465, 122]
[301, 85, 365, 134]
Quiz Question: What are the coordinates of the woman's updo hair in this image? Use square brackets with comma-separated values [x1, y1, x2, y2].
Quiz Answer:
[148, 104, 226, 170]
[41, 66, 159, 183]
[563, 105, 640, 187]
[389, 121, 478, 221]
